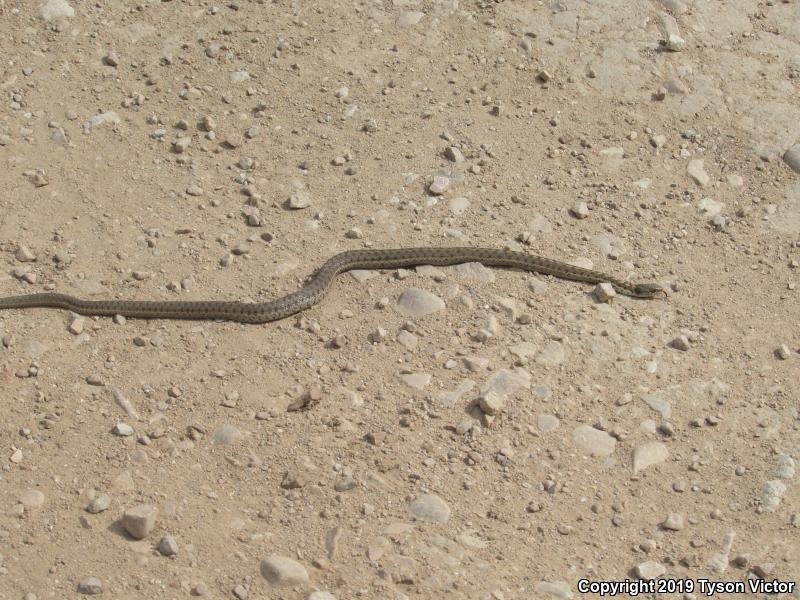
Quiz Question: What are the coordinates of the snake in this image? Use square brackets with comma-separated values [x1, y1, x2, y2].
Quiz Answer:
[0, 247, 664, 323]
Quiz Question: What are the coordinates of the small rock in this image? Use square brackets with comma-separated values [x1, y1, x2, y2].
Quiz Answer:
[444, 147, 465, 162]
[573, 426, 616, 457]
[687, 159, 710, 186]
[122, 504, 158, 539]
[15, 246, 36, 262]
[783, 144, 800, 174]
[39, 0, 74, 20]
[397, 10, 424, 26]
[478, 391, 504, 416]
[103, 50, 119, 67]
[211, 425, 242, 444]
[112, 422, 134, 436]
[635, 561, 666, 580]
[632, 442, 669, 473]
[535, 581, 573, 598]
[396, 288, 445, 317]
[86, 493, 111, 514]
[429, 175, 450, 195]
[570, 202, 589, 219]
[594, 282, 616, 302]
[306, 593, 337, 600]
[287, 189, 312, 209]
[19, 489, 45, 509]
[762, 480, 787, 512]
[260, 555, 309, 587]
[77, 577, 103, 595]
[776, 344, 791, 360]
[661, 513, 684, 531]
[158, 535, 178, 556]
[669, 335, 691, 351]
[409, 494, 451, 524]
[173, 137, 191, 154]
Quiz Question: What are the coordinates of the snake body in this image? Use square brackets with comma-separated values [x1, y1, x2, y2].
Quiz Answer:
[0, 247, 663, 323]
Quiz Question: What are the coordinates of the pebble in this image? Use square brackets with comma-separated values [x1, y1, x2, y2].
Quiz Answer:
[396, 288, 445, 317]
[537, 414, 560, 433]
[400, 372, 430, 390]
[122, 504, 158, 539]
[660, 13, 686, 51]
[287, 189, 312, 209]
[211, 425, 242, 444]
[478, 391, 505, 416]
[173, 137, 191, 154]
[535, 341, 565, 366]
[535, 581, 573, 598]
[635, 561, 666, 580]
[632, 442, 669, 473]
[572, 425, 616, 457]
[157, 535, 179, 556]
[19, 489, 45, 509]
[776, 344, 791, 360]
[409, 493, 451, 524]
[77, 577, 103, 595]
[570, 202, 589, 219]
[762, 480, 787, 512]
[15, 245, 36, 262]
[429, 175, 450, 195]
[68, 315, 85, 335]
[594, 282, 616, 302]
[113, 422, 134, 436]
[86, 493, 111, 514]
[662, 513, 685, 531]
[397, 11, 424, 26]
[39, 0, 74, 20]
[687, 159, 710, 186]
[307, 593, 337, 600]
[783, 144, 800, 173]
[447, 196, 470, 215]
[669, 335, 691, 351]
[103, 50, 119, 67]
[260, 555, 309, 586]
[444, 146, 465, 162]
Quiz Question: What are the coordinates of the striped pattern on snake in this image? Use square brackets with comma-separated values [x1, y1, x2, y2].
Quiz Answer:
[0, 247, 664, 323]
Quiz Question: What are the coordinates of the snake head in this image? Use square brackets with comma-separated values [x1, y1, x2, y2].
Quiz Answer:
[633, 283, 667, 298]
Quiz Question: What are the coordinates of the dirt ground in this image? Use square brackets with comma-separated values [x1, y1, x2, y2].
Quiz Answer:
[1, 0, 799, 599]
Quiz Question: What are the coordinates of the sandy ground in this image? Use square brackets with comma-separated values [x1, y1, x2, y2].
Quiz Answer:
[1, 0, 799, 599]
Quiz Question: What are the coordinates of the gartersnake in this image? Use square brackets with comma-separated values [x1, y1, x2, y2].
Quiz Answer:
[0, 247, 664, 323]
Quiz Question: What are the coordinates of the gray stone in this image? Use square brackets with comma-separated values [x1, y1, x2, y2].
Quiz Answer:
[396, 288, 445, 317]
[535, 581, 573, 598]
[211, 425, 242, 444]
[306, 593, 337, 600]
[397, 11, 424, 26]
[39, 0, 74, 20]
[86, 493, 111, 514]
[158, 535, 178, 556]
[19, 489, 45, 509]
[632, 442, 669, 473]
[635, 561, 666, 580]
[661, 513, 684, 531]
[572, 426, 616, 457]
[409, 494, 451, 524]
[77, 577, 103, 595]
[687, 159, 710, 186]
[122, 504, 158, 539]
[260, 555, 309, 587]
[783, 144, 800, 174]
